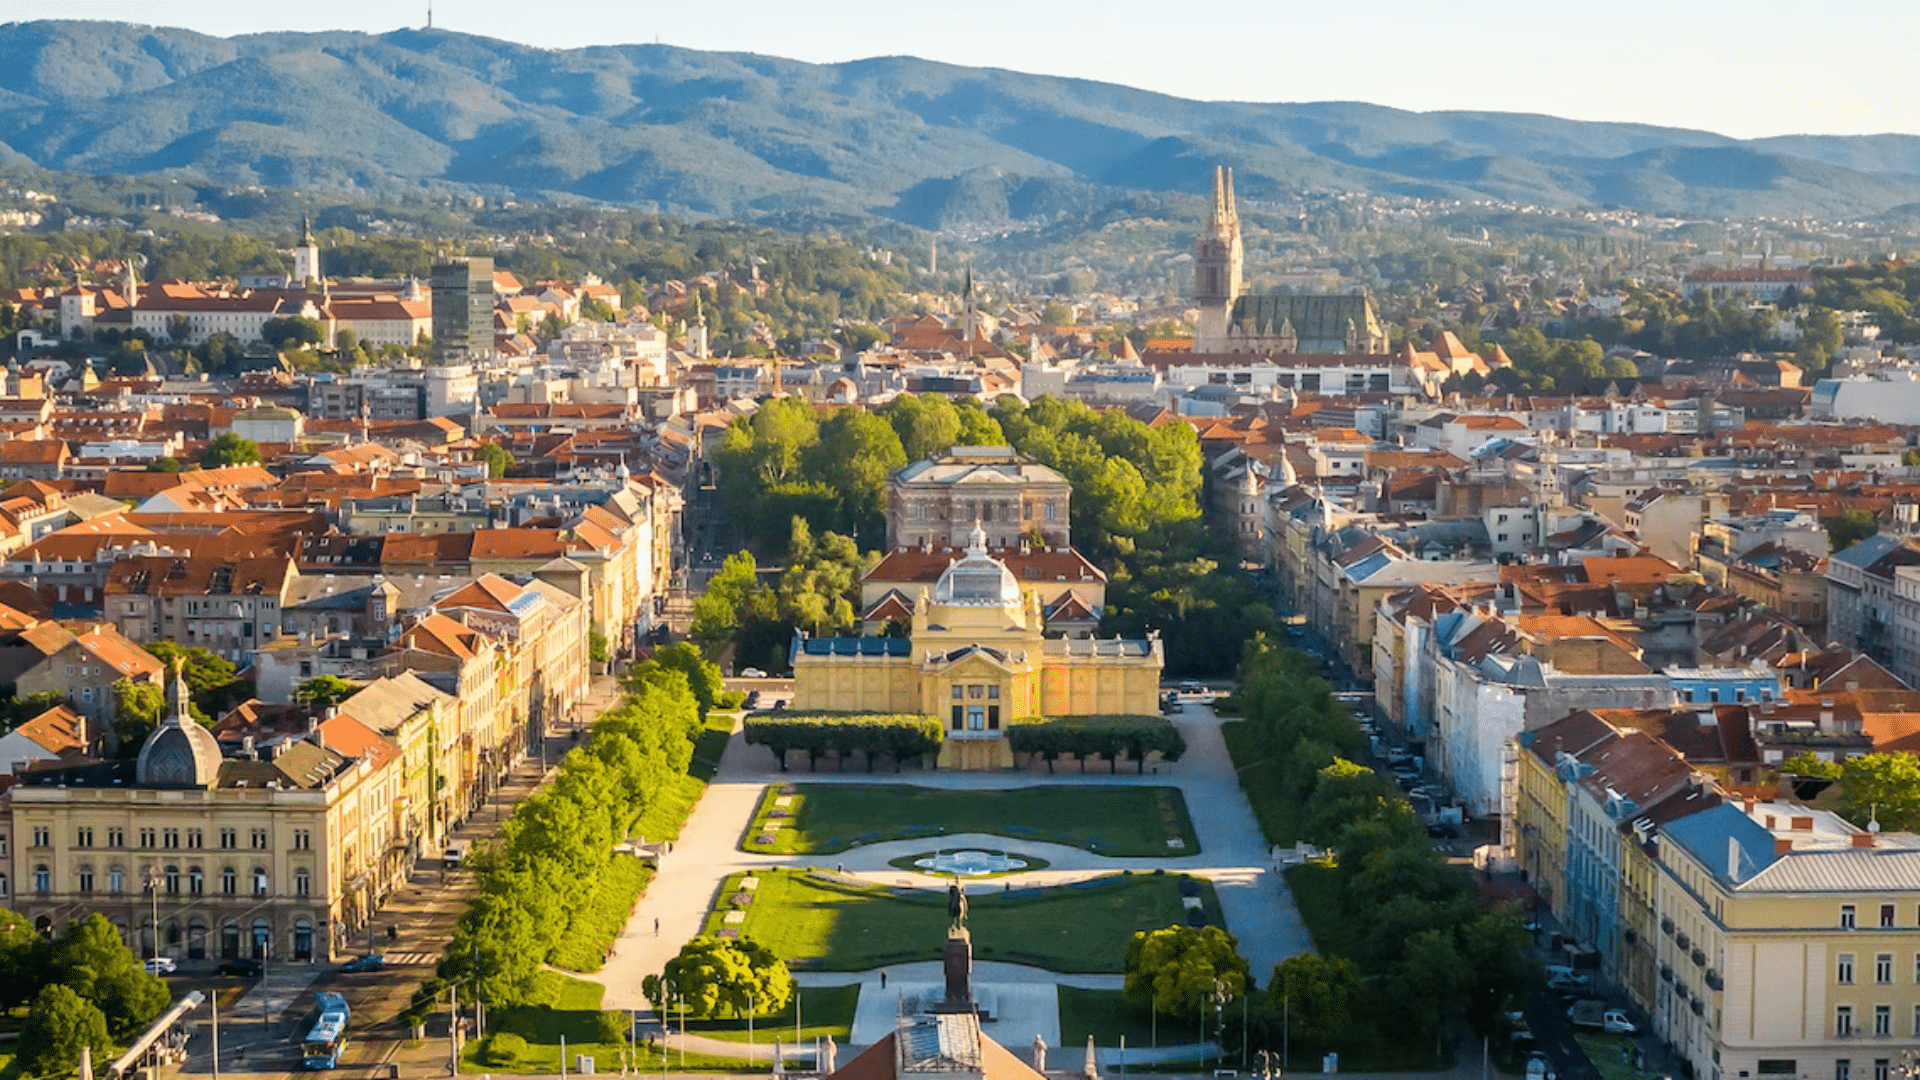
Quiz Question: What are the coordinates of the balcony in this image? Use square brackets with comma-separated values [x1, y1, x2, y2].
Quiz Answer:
[1691, 948, 1706, 967]
[1659, 964, 1673, 983]
[1676, 932, 1690, 951]
[1662, 917, 1675, 936]
[1705, 970, 1723, 992]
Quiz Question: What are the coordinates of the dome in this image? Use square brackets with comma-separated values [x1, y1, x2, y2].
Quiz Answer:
[135, 670, 221, 789]
[933, 523, 1020, 607]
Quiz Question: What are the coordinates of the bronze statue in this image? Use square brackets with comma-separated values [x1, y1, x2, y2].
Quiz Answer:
[947, 876, 969, 930]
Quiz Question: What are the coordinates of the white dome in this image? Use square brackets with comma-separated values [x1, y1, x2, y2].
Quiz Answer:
[933, 523, 1020, 607]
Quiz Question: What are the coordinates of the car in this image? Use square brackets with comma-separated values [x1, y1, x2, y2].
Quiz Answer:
[1161, 698, 1184, 715]
[341, 954, 387, 973]
[1426, 823, 1460, 839]
[1178, 679, 1205, 694]
[143, 957, 176, 975]
[770, 698, 787, 711]
[444, 842, 467, 868]
[741, 667, 767, 679]
[218, 958, 263, 978]
[1526, 1054, 1554, 1080]
[1544, 965, 1590, 985]
[1547, 973, 1588, 995]
[744, 690, 762, 709]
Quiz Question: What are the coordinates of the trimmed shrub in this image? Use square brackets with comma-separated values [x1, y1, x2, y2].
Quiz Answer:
[1007, 714, 1187, 773]
[482, 1032, 528, 1066]
[744, 712, 943, 771]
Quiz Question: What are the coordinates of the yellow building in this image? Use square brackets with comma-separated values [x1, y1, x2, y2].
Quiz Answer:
[791, 527, 1162, 769]
[1653, 800, 1920, 1080]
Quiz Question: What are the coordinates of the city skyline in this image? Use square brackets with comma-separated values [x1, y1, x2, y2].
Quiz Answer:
[34, 0, 1920, 140]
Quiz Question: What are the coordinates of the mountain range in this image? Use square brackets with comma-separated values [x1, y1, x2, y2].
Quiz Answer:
[3, 19, 1920, 227]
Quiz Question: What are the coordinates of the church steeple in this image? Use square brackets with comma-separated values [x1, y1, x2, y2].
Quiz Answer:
[1192, 165, 1244, 352]
[292, 215, 322, 288]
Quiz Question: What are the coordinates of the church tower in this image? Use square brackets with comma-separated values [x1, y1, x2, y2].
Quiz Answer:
[292, 216, 321, 287]
[1192, 166, 1243, 352]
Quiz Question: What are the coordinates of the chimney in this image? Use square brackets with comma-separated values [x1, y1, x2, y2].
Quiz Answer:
[1791, 815, 1813, 831]
[1742, 797, 1756, 814]
[1851, 832, 1875, 849]
[1774, 837, 1794, 855]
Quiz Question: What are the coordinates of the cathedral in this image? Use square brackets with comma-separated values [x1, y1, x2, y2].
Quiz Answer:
[1191, 166, 1390, 356]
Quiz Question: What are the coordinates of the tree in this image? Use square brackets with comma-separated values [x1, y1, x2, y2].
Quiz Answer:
[260, 316, 325, 350]
[632, 642, 726, 717]
[1395, 929, 1468, 1055]
[1776, 750, 1842, 780]
[200, 433, 262, 468]
[334, 328, 359, 353]
[1122, 924, 1250, 1022]
[294, 675, 360, 708]
[145, 456, 183, 473]
[145, 643, 241, 715]
[53, 914, 168, 1037]
[1826, 510, 1878, 553]
[690, 551, 778, 665]
[1269, 953, 1361, 1050]
[111, 679, 170, 752]
[18, 984, 111, 1079]
[0, 908, 50, 1011]
[645, 936, 793, 1019]
[475, 443, 513, 479]
[1839, 752, 1920, 832]
[1040, 300, 1074, 326]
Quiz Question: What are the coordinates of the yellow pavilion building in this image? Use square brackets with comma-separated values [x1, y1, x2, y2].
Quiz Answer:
[790, 526, 1163, 769]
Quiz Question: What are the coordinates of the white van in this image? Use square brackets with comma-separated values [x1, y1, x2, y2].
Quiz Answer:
[445, 842, 467, 868]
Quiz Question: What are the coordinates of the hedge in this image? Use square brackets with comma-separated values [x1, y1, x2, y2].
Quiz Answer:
[743, 712, 943, 771]
[1006, 715, 1186, 773]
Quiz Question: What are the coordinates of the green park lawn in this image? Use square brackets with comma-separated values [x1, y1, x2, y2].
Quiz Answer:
[463, 975, 750, 1074]
[680, 985, 858, 1044]
[742, 784, 1198, 857]
[703, 868, 1222, 973]
[1056, 987, 1207, 1057]
[1575, 1034, 1661, 1080]
[1221, 721, 1301, 846]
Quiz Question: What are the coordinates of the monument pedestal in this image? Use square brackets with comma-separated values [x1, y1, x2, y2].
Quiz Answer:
[932, 927, 981, 1015]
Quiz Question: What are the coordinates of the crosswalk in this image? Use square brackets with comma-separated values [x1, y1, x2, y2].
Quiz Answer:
[383, 950, 439, 966]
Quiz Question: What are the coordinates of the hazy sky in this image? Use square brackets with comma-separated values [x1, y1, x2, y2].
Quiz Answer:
[39, 0, 1920, 139]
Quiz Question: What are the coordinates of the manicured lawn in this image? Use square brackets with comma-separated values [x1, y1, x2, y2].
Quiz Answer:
[704, 868, 1222, 973]
[1058, 987, 1190, 1050]
[463, 975, 750, 1074]
[1575, 1034, 1660, 1080]
[742, 784, 1198, 857]
[884, 850, 1051, 876]
[550, 856, 655, 973]
[1221, 721, 1300, 846]
[681, 985, 858, 1044]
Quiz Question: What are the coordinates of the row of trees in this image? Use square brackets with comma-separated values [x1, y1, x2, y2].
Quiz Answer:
[1006, 714, 1187, 773]
[1236, 640, 1535, 1060]
[690, 521, 878, 673]
[0, 911, 170, 1078]
[438, 646, 716, 1005]
[742, 713, 943, 771]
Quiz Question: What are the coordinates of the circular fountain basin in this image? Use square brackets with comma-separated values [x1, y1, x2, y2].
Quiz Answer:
[913, 849, 1028, 876]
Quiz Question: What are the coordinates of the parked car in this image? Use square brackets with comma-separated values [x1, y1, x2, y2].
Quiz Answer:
[744, 690, 762, 709]
[1526, 1054, 1555, 1080]
[341, 954, 387, 973]
[218, 958, 263, 978]
[444, 842, 467, 868]
[1161, 697, 1184, 715]
[741, 667, 767, 679]
[143, 957, 177, 975]
[1568, 1000, 1636, 1034]
[1426, 823, 1460, 839]
[1178, 679, 1205, 694]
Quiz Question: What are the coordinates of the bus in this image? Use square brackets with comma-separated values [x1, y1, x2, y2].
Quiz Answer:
[302, 992, 351, 1069]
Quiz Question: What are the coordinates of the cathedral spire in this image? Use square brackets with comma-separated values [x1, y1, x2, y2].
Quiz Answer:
[301, 215, 314, 246]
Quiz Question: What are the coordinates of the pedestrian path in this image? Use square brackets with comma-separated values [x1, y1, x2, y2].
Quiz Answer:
[585, 704, 1314, 1035]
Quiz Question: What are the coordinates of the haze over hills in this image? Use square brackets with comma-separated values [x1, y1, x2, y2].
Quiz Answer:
[3, 19, 1920, 227]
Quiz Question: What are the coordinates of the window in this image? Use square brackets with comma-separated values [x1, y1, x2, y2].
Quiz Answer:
[1843, 905, 1858, 929]
[219, 828, 236, 850]
[164, 865, 179, 894]
[220, 867, 236, 895]
[1837, 1062, 1851, 1080]
[186, 829, 202, 850]
[1874, 1006, 1890, 1036]
[188, 867, 203, 895]
[108, 866, 123, 894]
[32, 865, 48, 893]
[1837, 1006, 1854, 1036]
[31, 826, 48, 848]
[252, 867, 268, 897]
[139, 828, 155, 849]
[75, 827, 93, 848]
[1840, 954, 1856, 984]
[163, 828, 179, 849]
[1874, 1061, 1890, 1080]
[250, 828, 267, 850]
[294, 868, 310, 897]
[293, 829, 310, 851]
[1876, 954, 1892, 985]
[1882, 904, 1896, 928]
[107, 827, 122, 848]
[77, 866, 93, 893]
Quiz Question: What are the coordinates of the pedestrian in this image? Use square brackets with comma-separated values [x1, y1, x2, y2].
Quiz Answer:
[880, 969, 887, 989]
[653, 917, 660, 937]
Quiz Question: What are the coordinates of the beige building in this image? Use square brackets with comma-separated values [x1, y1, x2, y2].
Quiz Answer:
[2, 674, 401, 963]
[887, 447, 1072, 551]
[1653, 800, 1920, 1080]
[791, 527, 1161, 769]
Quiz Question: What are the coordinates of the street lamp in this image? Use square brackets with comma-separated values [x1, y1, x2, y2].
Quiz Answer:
[143, 868, 160, 966]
